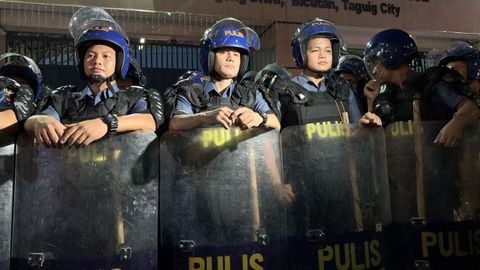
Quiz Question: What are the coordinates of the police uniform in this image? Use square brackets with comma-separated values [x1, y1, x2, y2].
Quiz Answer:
[428, 81, 470, 120]
[272, 73, 360, 129]
[40, 83, 149, 123]
[175, 80, 273, 116]
[376, 68, 472, 124]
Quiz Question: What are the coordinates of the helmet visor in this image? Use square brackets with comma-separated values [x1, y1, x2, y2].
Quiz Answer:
[364, 49, 386, 81]
[69, 7, 128, 44]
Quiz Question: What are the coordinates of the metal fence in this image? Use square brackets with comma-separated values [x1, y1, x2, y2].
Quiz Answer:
[5, 32, 201, 90]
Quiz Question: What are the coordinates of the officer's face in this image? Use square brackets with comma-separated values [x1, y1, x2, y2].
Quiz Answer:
[446, 60, 468, 80]
[214, 47, 241, 79]
[305, 38, 333, 72]
[84, 44, 116, 78]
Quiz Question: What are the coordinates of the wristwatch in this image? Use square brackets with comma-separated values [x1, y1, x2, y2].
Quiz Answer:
[102, 113, 118, 134]
[258, 111, 268, 127]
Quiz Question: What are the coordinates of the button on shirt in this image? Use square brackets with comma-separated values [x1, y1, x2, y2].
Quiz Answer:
[290, 74, 361, 123]
[175, 81, 272, 115]
[41, 83, 148, 121]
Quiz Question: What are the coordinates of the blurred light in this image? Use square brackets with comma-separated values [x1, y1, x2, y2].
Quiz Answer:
[139, 37, 145, 44]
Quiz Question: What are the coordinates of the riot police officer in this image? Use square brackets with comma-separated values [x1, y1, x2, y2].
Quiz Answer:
[258, 18, 379, 127]
[116, 57, 148, 89]
[169, 17, 280, 131]
[363, 28, 480, 147]
[334, 54, 370, 114]
[438, 41, 480, 107]
[25, 7, 163, 148]
[0, 53, 42, 132]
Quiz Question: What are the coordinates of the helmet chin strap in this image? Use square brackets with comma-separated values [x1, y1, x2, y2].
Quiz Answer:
[305, 66, 330, 78]
[88, 74, 117, 93]
[88, 74, 115, 84]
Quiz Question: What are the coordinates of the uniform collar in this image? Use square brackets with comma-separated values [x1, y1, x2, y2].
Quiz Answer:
[295, 73, 327, 92]
[79, 82, 120, 105]
[204, 80, 236, 97]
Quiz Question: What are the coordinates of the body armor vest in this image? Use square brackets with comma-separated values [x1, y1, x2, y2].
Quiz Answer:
[179, 80, 257, 113]
[274, 75, 350, 127]
[50, 85, 145, 124]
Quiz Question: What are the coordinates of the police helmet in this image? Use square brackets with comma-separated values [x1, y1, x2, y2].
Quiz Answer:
[177, 70, 209, 84]
[69, 7, 130, 80]
[0, 53, 42, 100]
[424, 48, 446, 69]
[177, 70, 194, 82]
[127, 57, 147, 87]
[334, 54, 370, 81]
[200, 17, 260, 77]
[439, 41, 480, 80]
[291, 18, 346, 69]
[363, 29, 417, 78]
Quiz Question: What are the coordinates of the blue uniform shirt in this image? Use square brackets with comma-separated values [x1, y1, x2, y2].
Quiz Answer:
[289, 74, 362, 123]
[431, 80, 469, 119]
[405, 70, 468, 120]
[41, 83, 148, 121]
[175, 80, 272, 115]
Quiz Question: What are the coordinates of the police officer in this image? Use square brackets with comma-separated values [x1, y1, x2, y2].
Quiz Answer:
[0, 53, 42, 132]
[169, 17, 280, 131]
[363, 29, 480, 147]
[260, 18, 379, 128]
[334, 54, 370, 114]
[438, 41, 480, 107]
[25, 7, 163, 147]
[116, 57, 148, 89]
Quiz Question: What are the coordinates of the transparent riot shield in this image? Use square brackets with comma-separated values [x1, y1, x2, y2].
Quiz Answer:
[0, 133, 15, 270]
[281, 122, 390, 270]
[12, 132, 158, 269]
[384, 120, 480, 270]
[160, 127, 287, 270]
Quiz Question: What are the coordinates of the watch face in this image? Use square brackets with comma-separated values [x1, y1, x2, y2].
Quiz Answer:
[104, 113, 118, 133]
[107, 114, 115, 122]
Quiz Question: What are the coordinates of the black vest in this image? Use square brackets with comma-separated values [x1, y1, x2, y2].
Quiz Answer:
[50, 85, 145, 124]
[179, 80, 257, 113]
[274, 74, 351, 127]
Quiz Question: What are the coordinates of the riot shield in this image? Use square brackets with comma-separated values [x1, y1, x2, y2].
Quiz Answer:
[12, 132, 158, 269]
[160, 127, 287, 270]
[384, 120, 480, 270]
[0, 133, 15, 270]
[281, 122, 390, 270]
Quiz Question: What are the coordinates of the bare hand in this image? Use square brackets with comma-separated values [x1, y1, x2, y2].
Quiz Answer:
[274, 183, 295, 204]
[434, 119, 464, 148]
[360, 112, 382, 126]
[232, 107, 263, 129]
[30, 115, 67, 147]
[61, 118, 108, 148]
[203, 107, 235, 129]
